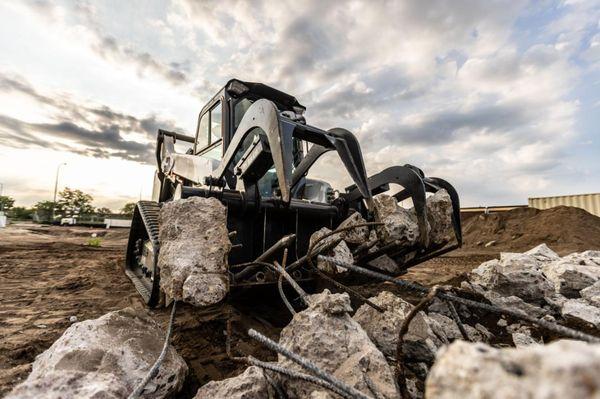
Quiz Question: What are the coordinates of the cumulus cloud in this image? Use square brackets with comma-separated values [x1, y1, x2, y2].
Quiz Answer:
[1, 0, 599, 205]
[0, 72, 180, 163]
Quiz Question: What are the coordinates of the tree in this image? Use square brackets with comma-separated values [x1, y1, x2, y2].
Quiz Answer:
[96, 207, 113, 216]
[8, 207, 33, 220]
[57, 187, 94, 217]
[121, 202, 136, 216]
[33, 201, 56, 222]
[0, 195, 15, 211]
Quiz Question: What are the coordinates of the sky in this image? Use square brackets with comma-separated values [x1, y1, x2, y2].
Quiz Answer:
[0, 0, 598, 211]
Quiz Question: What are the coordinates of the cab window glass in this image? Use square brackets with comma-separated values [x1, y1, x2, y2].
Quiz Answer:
[197, 113, 209, 151]
[202, 142, 222, 160]
[234, 98, 253, 131]
[210, 102, 222, 141]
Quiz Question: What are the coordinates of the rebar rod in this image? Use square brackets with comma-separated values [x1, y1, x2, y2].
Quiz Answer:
[278, 273, 297, 315]
[319, 255, 600, 343]
[248, 356, 352, 399]
[234, 234, 296, 280]
[248, 329, 373, 399]
[396, 287, 439, 398]
[128, 300, 177, 399]
[446, 300, 470, 341]
[273, 261, 310, 306]
[263, 369, 288, 399]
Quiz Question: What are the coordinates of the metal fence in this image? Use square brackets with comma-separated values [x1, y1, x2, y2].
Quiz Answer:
[528, 193, 600, 217]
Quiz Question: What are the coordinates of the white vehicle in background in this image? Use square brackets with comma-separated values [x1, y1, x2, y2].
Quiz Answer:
[60, 217, 77, 225]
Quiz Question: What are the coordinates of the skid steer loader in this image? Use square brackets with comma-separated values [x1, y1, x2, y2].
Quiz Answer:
[125, 79, 462, 307]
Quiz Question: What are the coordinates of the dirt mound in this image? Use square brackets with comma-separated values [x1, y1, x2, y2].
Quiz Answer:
[462, 206, 600, 254]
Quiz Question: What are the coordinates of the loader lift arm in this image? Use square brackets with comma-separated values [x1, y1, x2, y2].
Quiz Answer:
[208, 99, 372, 205]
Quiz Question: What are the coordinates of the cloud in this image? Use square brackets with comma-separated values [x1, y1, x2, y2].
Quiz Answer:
[2, 0, 599, 206]
[0, 72, 181, 164]
[93, 35, 189, 85]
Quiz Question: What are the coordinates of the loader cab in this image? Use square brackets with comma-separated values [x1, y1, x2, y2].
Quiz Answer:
[193, 79, 307, 196]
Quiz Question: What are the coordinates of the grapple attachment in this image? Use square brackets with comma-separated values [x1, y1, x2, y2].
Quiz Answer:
[342, 164, 462, 275]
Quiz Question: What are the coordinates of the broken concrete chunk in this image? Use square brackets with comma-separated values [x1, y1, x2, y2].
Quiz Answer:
[560, 298, 600, 328]
[7, 308, 187, 399]
[425, 189, 454, 245]
[367, 254, 400, 274]
[159, 197, 231, 307]
[182, 273, 228, 307]
[542, 260, 600, 297]
[353, 291, 443, 362]
[524, 243, 560, 262]
[561, 250, 600, 266]
[278, 289, 400, 399]
[309, 227, 353, 274]
[426, 312, 486, 343]
[497, 253, 544, 271]
[468, 259, 553, 303]
[426, 340, 600, 399]
[7, 371, 129, 399]
[544, 292, 569, 312]
[482, 292, 548, 319]
[337, 211, 370, 245]
[193, 366, 274, 399]
[512, 332, 539, 348]
[581, 281, 600, 307]
[373, 194, 420, 246]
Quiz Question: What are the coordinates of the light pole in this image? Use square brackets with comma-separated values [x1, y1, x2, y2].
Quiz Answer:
[52, 163, 67, 221]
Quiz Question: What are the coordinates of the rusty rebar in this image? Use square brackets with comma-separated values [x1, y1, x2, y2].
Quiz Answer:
[248, 356, 352, 399]
[248, 329, 373, 399]
[446, 300, 470, 341]
[395, 287, 439, 398]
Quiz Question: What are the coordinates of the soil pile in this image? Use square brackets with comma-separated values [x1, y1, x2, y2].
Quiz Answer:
[462, 206, 600, 254]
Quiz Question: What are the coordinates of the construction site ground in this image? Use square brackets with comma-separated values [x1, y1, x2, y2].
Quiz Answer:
[2, 205, 600, 397]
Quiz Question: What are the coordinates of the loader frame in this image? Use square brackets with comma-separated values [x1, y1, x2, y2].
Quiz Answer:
[126, 79, 462, 306]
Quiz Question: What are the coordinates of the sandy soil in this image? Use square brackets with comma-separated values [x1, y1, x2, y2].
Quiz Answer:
[0, 223, 510, 397]
[0, 224, 285, 397]
[3, 206, 599, 396]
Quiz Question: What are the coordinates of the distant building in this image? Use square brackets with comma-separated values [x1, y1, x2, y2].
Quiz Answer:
[528, 193, 600, 217]
[460, 204, 528, 219]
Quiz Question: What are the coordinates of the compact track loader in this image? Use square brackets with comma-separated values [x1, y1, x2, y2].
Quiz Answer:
[125, 79, 462, 307]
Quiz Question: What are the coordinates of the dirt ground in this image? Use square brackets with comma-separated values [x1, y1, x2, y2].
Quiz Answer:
[2, 208, 598, 397]
[0, 223, 491, 397]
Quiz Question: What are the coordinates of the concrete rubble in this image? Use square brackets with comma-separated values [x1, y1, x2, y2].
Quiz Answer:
[353, 291, 444, 362]
[309, 227, 354, 274]
[372, 190, 454, 247]
[337, 211, 370, 245]
[463, 244, 600, 329]
[542, 259, 600, 297]
[467, 256, 554, 303]
[581, 281, 600, 307]
[277, 289, 400, 399]
[373, 194, 421, 246]
[560, 298, 600, 328]
[426, 340, 600, 399]
[7, 308, 187, 399]
[193, 366, 275, 398]
[158, 197, 231, 307]
[424, 189, 454, 245]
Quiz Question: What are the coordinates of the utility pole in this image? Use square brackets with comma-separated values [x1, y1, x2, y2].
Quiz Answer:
[52, 163, 67, 221]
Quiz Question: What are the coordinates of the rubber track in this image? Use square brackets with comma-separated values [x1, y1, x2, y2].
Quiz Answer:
[137, 200, 161, 250]
[125, 201, 161, 305]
